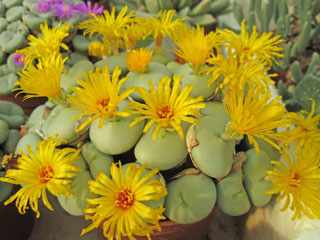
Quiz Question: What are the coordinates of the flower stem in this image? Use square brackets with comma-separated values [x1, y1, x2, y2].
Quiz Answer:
[111, 41, 119, 56]
[220, 132, 232, 141]
[155, 35, 163, 53]
[54, 96, 70, 108]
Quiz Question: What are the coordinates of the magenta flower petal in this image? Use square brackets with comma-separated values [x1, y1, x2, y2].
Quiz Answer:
[13, 54, 25, 67]
[76, 1, 104, 15]
[48, 0, 63, 6]
[36, 1, 51, 13]
[54, 2, 78, 19]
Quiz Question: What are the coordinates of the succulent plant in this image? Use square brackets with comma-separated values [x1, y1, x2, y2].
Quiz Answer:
[4, 7, 319, 240]
[0, 100, 25, 203]
[110, 0, 231, 27]
[277, 52, 320, 114]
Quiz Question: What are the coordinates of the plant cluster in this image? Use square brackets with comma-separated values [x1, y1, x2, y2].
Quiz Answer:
[0, 0, 105, 96]
[1, 4, 320, 240]
[221, 0, 320, 114]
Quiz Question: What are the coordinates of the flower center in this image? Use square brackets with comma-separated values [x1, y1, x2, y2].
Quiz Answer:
[289, 172, 301, 188]
[243, 46, 250, 51]
[115, 188, 135, 210]
[63, 5, 69, 12]
[157, 106, 173, 119]
[41, 2, 46, 7]
[174, 54, 186, 64]
[19, 56, 25, 63]
[38, 166, 54, 183]
[96, 97, 110, 112]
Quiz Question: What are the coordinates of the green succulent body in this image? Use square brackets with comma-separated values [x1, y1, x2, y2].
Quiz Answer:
[123, 62, 172, 102]
[174, 63, 217, 99]
[89, 114, 145, 155]
[190, 104, 235, 178]
[58, 155, 95, 216]
[135, 123, 189, 170]
[0, 100, 25, 203]
[242, 149, 273, 208]
[216, 169, 251, 216]
[164, 172, 216, 224]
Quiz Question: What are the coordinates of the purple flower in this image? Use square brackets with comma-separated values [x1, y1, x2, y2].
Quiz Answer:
[36, 1, 51, 13]
[76, 1, 104, 15]
[48, 0, 63, 6]
[54, 2, 78, 19]
[13, 54, 25, 67]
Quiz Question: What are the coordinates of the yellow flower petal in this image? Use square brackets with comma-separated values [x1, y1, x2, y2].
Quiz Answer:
[79, 6, 134, 44]
[129, 75, 205, 140]
[14, 54, 66, 100]
[16, 22, 70, 65]
[219, 19, 284, 65]
[266, 146, 320, 220]
[280, 99, 320, 149]
[174, 25, 221, 70]
[223, 83, 290, 155]
[67, 66, 134, 131]
[0, 135, 80, 218]
[81, 162, 167, 239]
[125, 48, 153, 73]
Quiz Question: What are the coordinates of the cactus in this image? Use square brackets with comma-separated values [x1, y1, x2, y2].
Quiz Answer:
[277, 53, 320, 114]
[110, 0, 231, 27]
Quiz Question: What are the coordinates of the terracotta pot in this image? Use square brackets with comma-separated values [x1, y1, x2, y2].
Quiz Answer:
[101, 207, 217, 240]
[0, 94, 47, 116]
[0, 187, 35, 240]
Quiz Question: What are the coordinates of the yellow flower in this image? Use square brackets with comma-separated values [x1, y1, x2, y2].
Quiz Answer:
[204, 50, 276, 90]
[219, 19, 284, 64]
[174, 25, 220, 71]
[266, 147, 320, 220]
[79, 6, 134, 53]
[14, 53, 66, 101]
[125, 48, 153, 73]
[88, 41, 110, 57]
[16, 22, 69, 65]
[0, 135, 80, 218]
[222, 84, 290, 155]
[281, 99, 320, 148]
[121, 17, 149, 52]
[67, 66, 134, 132]
[81, 161, 167, 240]
[129, 75, 206, 140]
[147, 10, 187, 50]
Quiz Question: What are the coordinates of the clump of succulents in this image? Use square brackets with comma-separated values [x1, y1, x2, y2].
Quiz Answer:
[2, 6, 320, 240]
[0, 100, 25, 203]
[0, 0, 105, 96]
[220, 0, 320, 113]
[110, 0, 231, 27]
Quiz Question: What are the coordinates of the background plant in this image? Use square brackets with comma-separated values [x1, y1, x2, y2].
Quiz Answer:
[220, 0, 320, 114]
